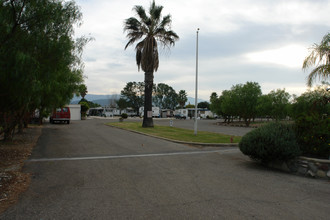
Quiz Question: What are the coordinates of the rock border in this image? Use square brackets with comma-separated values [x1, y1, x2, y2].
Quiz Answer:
[267, 157, 330, 180]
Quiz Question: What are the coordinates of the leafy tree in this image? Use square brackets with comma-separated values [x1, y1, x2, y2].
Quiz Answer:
[124, 1, 179, 127]
[291, 85, 329, 158]
[185, 104, 195, 108]
[120, 82, 144, 115]
[268, 89, 290, 120]
[80, 101, 89, 117]
[220, 89, 238, 123]
[197, 101, 210, 109]
[209, 92, 222, 117]
[88, 102, 101, 108]
[302, 32, 330, 87]
[220, 82, 261, 126]
[256, 94, 273, 119]
[79, 99, 100, 108]
[209, 92, 218, 105]
[153, 83, 178, 109]
[116, 98, 129, 114]
[177, 90, 188, 108]
[237, 82, 262, 126]
[0, 0, 87, 140]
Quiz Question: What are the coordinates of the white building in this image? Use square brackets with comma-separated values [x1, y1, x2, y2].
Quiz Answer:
[183, 108, 214, 119]
[67, 104, 81, 120]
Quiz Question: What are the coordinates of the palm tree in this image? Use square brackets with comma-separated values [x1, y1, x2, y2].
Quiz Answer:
[177, 90, 188, 108]
[302, 33, 330, 87]
[124, 1, 179, 127]
[78, 84, 88, 99]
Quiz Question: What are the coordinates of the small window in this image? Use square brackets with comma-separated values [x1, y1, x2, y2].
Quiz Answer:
[62, 108, 69, 112]
[56, 108, 62, 112]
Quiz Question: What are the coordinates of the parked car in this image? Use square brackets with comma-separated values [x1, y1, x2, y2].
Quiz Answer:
[50, 107, 71, 124]
[175, 114, 186, 119]
[174, 109, 188, 119]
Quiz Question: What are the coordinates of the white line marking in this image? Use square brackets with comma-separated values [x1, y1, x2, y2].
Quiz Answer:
[27, 149, 239, 162]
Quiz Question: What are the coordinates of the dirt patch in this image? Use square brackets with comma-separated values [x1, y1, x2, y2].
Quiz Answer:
[0, 126, 42, 214]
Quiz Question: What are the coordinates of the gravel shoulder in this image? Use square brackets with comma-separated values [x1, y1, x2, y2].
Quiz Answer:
[0, 126, 42, 214]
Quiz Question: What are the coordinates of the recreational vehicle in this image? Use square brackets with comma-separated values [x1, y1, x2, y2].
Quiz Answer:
[139, 107, 160, 118]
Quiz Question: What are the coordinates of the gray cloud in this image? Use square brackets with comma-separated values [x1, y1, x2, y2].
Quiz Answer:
[75, 0, 330, 99]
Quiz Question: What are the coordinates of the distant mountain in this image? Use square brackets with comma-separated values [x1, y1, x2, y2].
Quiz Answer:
[71, 94, 207, 107]
[186, 97, 206, 105]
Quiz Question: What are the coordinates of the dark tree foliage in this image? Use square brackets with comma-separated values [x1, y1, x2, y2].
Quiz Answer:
[197, 101, 210, 109]
[120, 82, 145, 115]
[210, 82, 261, 126]
[177, 90, 188, 108]
[291, 87, 329, 159]
[79, 98, 100, 108]
[0, 0, 88, 140]
[116, 98, 129, 114]
[153, 83, 178, 110]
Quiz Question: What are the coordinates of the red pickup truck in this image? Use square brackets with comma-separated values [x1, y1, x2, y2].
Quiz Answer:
[50, 107, 71, 124]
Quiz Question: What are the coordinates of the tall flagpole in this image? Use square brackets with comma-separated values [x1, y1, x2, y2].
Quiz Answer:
[194, 28, 199, 136]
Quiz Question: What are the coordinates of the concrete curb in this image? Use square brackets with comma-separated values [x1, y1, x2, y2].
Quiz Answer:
[106, 124, 239, 147]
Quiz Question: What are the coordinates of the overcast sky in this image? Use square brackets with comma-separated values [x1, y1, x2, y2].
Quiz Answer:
[74, 0, 330, 101]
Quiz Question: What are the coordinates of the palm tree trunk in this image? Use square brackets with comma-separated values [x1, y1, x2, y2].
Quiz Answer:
[143, 71, 154, 127]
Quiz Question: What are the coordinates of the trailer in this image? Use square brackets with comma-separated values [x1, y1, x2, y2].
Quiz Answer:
[139, 107, 160, 118]
[174, 109, 188, 119]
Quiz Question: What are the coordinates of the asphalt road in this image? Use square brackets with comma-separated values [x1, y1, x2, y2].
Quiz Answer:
[1, 119, 330, 219]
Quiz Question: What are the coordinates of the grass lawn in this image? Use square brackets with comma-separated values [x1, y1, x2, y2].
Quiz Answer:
[107, 121, 241, 144]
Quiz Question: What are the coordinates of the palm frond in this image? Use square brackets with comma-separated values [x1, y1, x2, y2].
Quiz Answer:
[302, 32, 330, 86]
[133, 5, 148, 24]
[124, 1, 179, 73]
[302, 50, 317, 69]
[307, 64, 330, 87]
[123, 17, 140, 32]
[136, 47, 142, 71]
[149, 1, 163, 24]
[135, 41, 144, 71]
[156, 30, 179, 48]
[159, 14, 172, 29]
[124, 33, 143, 49]
[124, 17, 145, 49]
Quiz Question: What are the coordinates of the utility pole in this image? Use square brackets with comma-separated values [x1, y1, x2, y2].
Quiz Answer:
[194, 28, 199, 136]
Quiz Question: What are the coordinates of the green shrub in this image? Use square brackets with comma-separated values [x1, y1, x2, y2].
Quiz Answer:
[291, 88, 329, 159]
[239, 122, 300, 163]
[121, 113, 128, 119]
[80, 102, 89, 113]
[294, 115, 329, 159]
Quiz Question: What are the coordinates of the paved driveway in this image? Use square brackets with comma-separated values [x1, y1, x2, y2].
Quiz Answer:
[1, 119, 329, 219]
